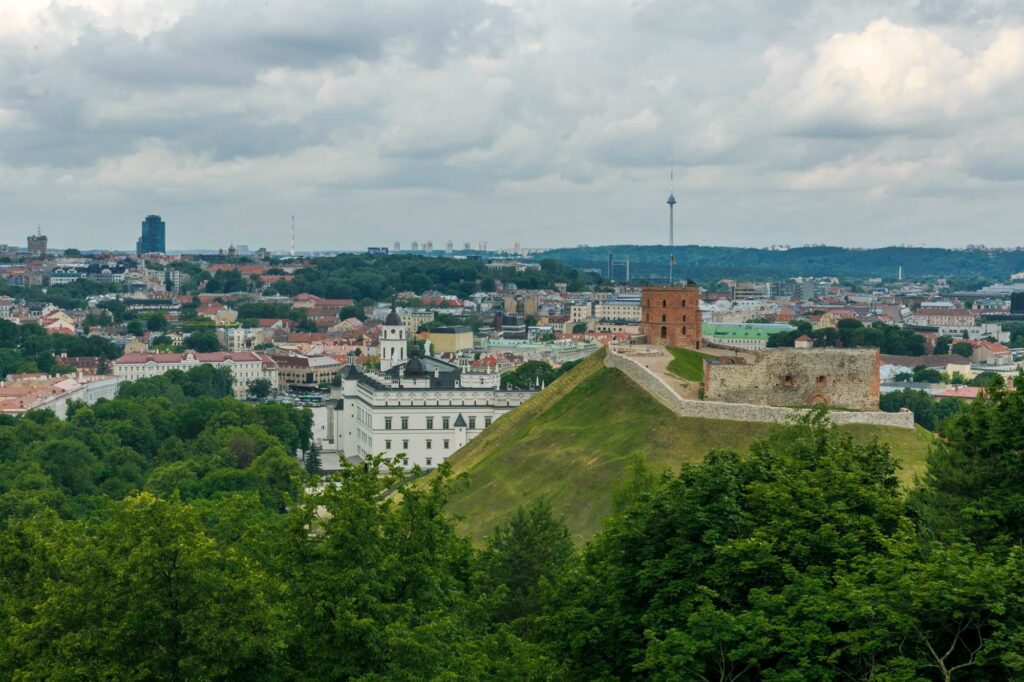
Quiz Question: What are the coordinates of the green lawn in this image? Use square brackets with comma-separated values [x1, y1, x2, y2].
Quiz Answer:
[666, 346, 713, 381]
[444, 352, 935, 545]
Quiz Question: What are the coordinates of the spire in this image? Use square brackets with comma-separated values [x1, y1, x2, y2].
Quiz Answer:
[667, 160, 676, 247]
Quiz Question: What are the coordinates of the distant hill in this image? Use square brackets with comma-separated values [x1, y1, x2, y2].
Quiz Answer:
[540, 245, 1023, 284]
[444, 348, 934, 544]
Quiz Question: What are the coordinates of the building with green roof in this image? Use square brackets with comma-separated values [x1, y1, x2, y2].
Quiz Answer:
[701, 322, 793, 350]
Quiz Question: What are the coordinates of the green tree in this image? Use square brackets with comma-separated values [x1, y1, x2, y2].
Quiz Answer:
[952, 341, 974, 358]
[247, 378, 273, 400]
[1, 494, 289, 679]
[477, 500, 574, 628]
[146, 314, 168, 332]
[304, 443, 322, 475]
[185, 330, 221, 352]
[934, 335, 953, 355]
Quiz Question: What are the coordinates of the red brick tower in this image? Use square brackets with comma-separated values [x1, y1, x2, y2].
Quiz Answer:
[641, 284, 702, 348]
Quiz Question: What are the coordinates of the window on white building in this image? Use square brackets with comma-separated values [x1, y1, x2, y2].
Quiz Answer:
[442, 417, 450, 430]
[385, 417, 392, 430]
[402, 439, 409, 450]
[425, 457, 432, 467]
[385, 440, 391, 450]
[426, 417, 434, 430]
[484, 417, 492, 427]
[426, 439, 432, 450]
[468, 417, 476, 429]
[401, 417, 409, 430]
[443, 439, 449, 449]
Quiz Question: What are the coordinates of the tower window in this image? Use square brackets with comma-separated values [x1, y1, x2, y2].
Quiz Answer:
[661, 314, 666, 322]
[662, 299, 667, 307]
[660, 326, 667, 339]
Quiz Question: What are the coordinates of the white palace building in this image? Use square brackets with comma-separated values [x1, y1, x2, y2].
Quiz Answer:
[324, 305, 536, 469]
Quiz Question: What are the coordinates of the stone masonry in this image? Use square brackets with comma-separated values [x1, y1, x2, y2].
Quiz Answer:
[640, 284, 702, 349]
[703, 348, 880, 411]
[606, 347, 913, 429]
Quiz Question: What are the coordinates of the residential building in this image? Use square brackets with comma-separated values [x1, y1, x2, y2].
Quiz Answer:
[428, 326, 474, 354]
[0, 373, 122, 418]
[272, 354, 344, 390]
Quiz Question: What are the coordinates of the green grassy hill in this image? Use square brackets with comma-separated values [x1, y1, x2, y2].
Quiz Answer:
[666, 346, 712, 381]
[444, 349, 935, 544]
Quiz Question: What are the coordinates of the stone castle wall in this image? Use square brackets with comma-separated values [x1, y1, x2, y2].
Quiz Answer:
[704, 348, 880, 411]
[606, 348, 913, 429]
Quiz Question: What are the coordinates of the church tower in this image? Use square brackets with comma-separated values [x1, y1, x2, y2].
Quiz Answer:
[379, 303, 407, 371]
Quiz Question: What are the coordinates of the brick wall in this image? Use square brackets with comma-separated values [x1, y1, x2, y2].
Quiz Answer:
[640, 285, 702, 349]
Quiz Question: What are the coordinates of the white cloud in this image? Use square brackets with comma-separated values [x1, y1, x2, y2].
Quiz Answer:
[1, 2, 1024, 249]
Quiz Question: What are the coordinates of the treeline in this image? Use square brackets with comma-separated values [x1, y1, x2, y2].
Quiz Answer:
[500, 359, 581, 389]
[0, 319, 121, 378]
[3, 376, 1024, 677]
[543, 244, 1024, 283]
[768, 319, 927, 355]
[271, 254, 597, 300]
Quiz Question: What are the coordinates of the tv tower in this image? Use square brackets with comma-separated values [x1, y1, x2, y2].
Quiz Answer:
[666, 162, 676, 247]
[290, 216, 295, 257]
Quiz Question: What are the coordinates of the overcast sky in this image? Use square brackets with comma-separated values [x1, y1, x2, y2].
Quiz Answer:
[2, 0, 1024, 252]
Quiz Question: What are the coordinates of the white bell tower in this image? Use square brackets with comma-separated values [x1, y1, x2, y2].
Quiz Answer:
[379, 304, 407, 371]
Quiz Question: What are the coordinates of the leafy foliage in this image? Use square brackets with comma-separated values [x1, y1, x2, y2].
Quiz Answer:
[273, 254, 598, 300]
[769, 319, 927, 355]
[2, 367, 1024, 679]
[500, 359, 580, 389]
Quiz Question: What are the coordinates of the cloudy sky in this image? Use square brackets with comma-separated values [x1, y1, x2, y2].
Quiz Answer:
[2, 0, 1024, 252]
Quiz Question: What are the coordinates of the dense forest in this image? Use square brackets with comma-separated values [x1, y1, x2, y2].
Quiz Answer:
[270, 254, 599, 299]
[543, 244, 1024, 285]
[2, 365, 1024, 678]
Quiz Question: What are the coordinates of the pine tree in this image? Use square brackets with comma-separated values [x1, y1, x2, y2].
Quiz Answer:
[305, 443, 322, 476]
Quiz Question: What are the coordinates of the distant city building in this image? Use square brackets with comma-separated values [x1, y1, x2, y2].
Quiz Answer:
[136, 215, 166, 255]
[1012, 291, 1024, 315]
[607, 253, 630, 283]
[27, 228, 47, 259]
[367, 247, 389, 256]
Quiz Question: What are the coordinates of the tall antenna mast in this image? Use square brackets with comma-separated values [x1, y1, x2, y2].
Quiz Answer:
[291, 216, 296, 257]
[666, 160, 677, 248]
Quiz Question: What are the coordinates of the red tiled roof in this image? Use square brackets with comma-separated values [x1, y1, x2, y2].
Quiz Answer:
[114, 351, 272, 365]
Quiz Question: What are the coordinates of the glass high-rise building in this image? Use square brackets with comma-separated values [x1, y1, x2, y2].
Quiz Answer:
[136, 215, 166, 255]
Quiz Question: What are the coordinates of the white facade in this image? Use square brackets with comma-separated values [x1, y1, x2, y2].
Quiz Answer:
[328, 359, 535, 470]
[112, 351, 279, 398]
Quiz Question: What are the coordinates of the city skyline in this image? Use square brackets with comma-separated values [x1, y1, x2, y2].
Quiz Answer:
[3, 2, 1024, 250]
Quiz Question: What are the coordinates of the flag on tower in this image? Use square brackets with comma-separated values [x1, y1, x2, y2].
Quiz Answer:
[670, 254, 676, 266]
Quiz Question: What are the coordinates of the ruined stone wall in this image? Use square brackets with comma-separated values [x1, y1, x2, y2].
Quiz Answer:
[703, 348, 880, 411]
[606, 348, 913, 429]
[640, 285, 702, 349]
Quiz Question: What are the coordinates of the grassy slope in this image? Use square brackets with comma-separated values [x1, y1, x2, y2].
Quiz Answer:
[666, 346, 712, 381]
[445, 349, 935, 544]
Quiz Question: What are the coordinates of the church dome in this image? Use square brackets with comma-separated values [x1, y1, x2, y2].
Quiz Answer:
[384, 306, 402, 326]
[404, 355, 426, 376]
